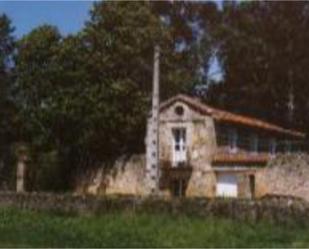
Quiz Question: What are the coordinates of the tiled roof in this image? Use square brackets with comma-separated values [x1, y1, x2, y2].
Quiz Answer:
[160, 94, 305, 138]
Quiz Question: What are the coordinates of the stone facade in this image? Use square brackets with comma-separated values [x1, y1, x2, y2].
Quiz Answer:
[256, 154, 309, 202]
[157, 100, 217, 197]
[75, 155, 145, 196]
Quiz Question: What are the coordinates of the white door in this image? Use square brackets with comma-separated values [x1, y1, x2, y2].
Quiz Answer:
[172, 128, 186, 167]
[216, 173, 238, 197]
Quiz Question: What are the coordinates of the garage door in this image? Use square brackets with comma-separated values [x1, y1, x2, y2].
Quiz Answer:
[216, 173, 238, 197]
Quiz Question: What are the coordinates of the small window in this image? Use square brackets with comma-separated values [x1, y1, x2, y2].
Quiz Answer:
[293, 141, 300, 152]
[250, 134, 258, 153]
[269, 138, 276, 155]
[175, 105, 184, 116]
[285, 140, 292, 153]
[228, 128, 238, 153]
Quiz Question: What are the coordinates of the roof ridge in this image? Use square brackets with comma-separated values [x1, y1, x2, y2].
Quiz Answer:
[159, 94, 305, 138]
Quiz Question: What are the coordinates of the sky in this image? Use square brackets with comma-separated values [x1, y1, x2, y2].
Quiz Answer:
[0, 0, 222, 81]
[0, 1, 95, 38]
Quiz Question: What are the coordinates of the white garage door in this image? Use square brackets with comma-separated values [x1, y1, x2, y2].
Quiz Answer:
[216, 173, 238, 197]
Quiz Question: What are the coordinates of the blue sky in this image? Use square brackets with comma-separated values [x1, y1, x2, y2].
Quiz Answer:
[0, 1, 95, 38]
[0, 0, 222, 81]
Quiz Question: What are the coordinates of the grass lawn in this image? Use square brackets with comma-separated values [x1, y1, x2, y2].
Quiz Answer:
[0, 208, 308, 248]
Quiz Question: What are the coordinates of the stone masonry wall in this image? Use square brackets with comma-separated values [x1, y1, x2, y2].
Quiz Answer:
[256, 154, 309, 202]
[75, 154, 145, 196]
[159, 101, 217, 197]
[0, 192, 308, 225]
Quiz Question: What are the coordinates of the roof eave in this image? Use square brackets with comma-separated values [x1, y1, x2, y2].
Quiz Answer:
[159, 94, 305, 139]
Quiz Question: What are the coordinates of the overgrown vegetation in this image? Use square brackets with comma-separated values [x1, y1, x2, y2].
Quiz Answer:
[0, 207, 308, 248]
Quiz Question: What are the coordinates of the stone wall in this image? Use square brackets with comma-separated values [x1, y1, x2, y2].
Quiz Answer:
[0, 192, 308, 225]
[256, 154, 309, 201]
[75, 154, 145, 196]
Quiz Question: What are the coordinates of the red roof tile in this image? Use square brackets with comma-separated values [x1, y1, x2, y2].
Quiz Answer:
[160, 94, 305, 138]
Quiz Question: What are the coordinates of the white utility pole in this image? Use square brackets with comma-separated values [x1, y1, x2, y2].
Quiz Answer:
[145, 45, 160, 195]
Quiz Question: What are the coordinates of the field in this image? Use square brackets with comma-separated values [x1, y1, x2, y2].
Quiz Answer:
[0, 208, 308, 248]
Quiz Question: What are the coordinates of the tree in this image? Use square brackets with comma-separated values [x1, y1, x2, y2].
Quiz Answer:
[0, 14, 16, 189]
[14, 25, 62, 146]
[83, 1, 208, 100]
[13, 2, 215, 190]
[0, 14, 14, 75]
[203, 1, 309, 133]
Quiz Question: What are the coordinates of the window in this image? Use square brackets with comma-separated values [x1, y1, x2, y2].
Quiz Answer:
[172, 128, 186, 167]
[228, 128, 238, 153]
[175, 105, 184, 116]
[269, 138, 277, 155]
[293, 141, 300, 152]
[285, 140, 292, 153]
[250, 134, 258, 153]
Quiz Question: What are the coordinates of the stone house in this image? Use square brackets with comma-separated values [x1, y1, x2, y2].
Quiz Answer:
[145, 94, 306, 198]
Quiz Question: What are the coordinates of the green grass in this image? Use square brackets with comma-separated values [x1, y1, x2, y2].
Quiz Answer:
[0, 208, 308, 248]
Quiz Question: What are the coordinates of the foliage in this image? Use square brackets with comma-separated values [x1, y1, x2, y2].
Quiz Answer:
[12, 2, 214, 190]
[0, 14, 17, 188]
[203, 1, 309, 132]
[0, 208, 308, 247]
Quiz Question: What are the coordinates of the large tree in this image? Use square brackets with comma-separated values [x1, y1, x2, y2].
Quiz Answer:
[203, 1, 309, 132]
[0, 14, 17, 189]
[0, 14, 15, 138]
[13, 2, 215, 190]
